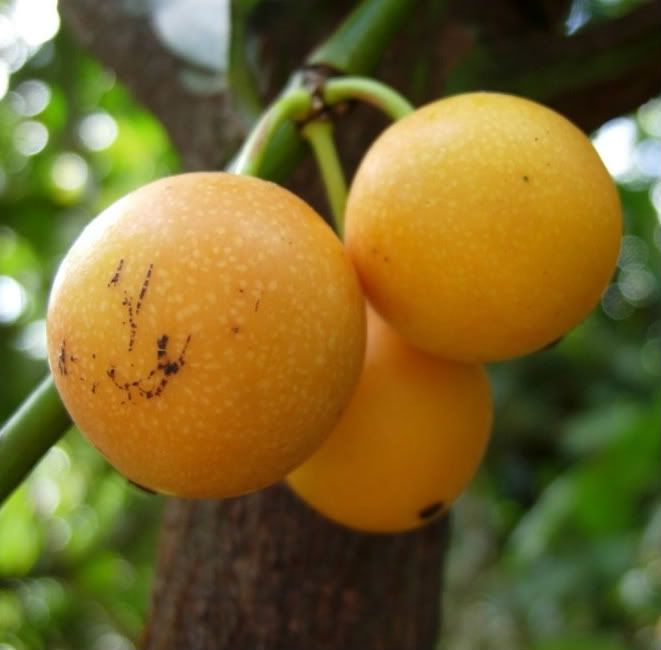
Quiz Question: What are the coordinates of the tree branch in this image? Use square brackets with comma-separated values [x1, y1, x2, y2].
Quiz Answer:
[144, 486, 448, 650]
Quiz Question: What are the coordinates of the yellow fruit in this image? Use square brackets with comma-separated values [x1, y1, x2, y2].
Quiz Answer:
[286, 307, 492, 533]
[47, 172, 366, 498]
[345, 92, 622, 362]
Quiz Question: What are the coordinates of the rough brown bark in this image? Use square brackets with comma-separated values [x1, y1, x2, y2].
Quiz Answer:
[144, 486, 447, 650]
[58, 1, 661, 649]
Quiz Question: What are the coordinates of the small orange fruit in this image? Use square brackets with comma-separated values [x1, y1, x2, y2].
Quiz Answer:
[47, 172, 366, 498]
[287, 307, 492, 533]
[345, 92, 621, 362]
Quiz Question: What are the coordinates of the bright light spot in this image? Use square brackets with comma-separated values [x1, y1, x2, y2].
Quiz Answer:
[601, 284, 634, 320]
[633, 138, 661, 179]
[638, 98, 661, 138]
[5, 39, 28, 72]
[619, 568, 654, 609]
[47, 517, 72, 551]
[592, 117, 637, 179]
[40, 445, 71, 475]
[78, 111, 118, 151]
[0, 13, 16, 48]
[618, 234, 648, 269]
[13, 120, 48, 156]
[51, 152, 89, 192]
[15, 318, 47, 359]
[650, 182, 661, 222]
[618, 267, 657, 305]
[565, 1, 591, 35]
[30, 476, 60, 515]
[641, 337, 661, 376]
[0, 274, 27, 323]
[93, 633, 135, 650]
[11, 0, 60, 48]
[13, 79, 51, 116]
[0, 59, 9, 100]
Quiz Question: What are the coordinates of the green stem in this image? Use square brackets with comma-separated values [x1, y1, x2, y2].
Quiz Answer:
[232, 89, 312, 177]
[251, 0, 418, 184]
[0, 375, 71, 505]
[309, 0, 417, 74]
[301, 120, 348, 236]
[324, 76, 415, 121]
[228, 0, 264, 127]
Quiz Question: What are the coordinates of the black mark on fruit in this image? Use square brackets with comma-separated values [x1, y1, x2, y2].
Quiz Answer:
[107, 333, 191, 403]
[523, 175, 530, 183]
[107, 259, 124, 287]
[117, 263, 154, 352]
[91, 382, 96, 394]
[135, 264, 153, 316]
[418, 502, 444, 520]
[231, 326, 241, 335]
[254, 299, 260, 312]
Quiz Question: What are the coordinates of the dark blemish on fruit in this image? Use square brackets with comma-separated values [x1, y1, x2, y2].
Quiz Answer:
[107, 259, 124, 287]
[239, 287, 245, 294]
[157, 334, 169, 358]
[58, 340, 68, 376]
[92, 353, 96, 359]
[128, 480, 157, 495]
[91, 383, 96, 394]
[119, 262, 154, 352]
[254, 299, 260, 312]
[231, 326, 241, 334]
[70, 355, 78, 362]
[135, 263, 153, 315]
[107, 334, 191, 402]
[383, 256, 390, 263]
[523, 175, 530, 183]
[418, 502, 444, 520]
[370, 247, 378, 255]
[164, 362, 179, 375]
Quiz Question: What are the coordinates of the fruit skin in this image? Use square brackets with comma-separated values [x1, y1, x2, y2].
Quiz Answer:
[46, 172, 366, 498]
[345, 92, 622, 362]
[286, 307, 492, 533]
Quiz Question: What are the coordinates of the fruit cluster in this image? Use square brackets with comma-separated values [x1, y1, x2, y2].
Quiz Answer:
[46, 92, 621, 533]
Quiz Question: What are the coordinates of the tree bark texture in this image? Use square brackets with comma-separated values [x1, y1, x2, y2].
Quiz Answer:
[59, 1, 661, 649]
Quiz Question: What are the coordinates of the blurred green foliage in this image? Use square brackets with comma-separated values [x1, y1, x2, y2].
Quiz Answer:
[0, 4, 175, 648]
[0, 1, 659, 650]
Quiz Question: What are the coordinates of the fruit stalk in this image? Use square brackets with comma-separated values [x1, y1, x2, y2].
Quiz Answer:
[0, 376, 72, 503]
[301, 119, 348, 235]
[323, 76, 415, 120]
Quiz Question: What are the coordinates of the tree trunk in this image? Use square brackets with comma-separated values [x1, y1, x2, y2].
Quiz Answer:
[58, 1, 661, 648]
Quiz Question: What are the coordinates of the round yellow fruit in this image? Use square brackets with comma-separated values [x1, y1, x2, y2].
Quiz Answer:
[47, 172, 366, 498]
[286, 307, 492, 533]
[345, 92, 622, 362]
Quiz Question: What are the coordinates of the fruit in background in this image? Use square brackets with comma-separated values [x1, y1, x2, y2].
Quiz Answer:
[46, 172, 366, 498]
[345, 92, 622, 362]
[287, 306, 492, 533]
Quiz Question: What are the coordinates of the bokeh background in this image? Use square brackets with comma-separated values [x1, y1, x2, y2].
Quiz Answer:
[0, 0, 659, 649]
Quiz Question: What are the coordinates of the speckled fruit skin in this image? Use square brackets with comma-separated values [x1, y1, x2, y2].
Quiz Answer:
[345, 92, 622, 362]
[46, 172, 366, 498]
[286, 307, 492, 533]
